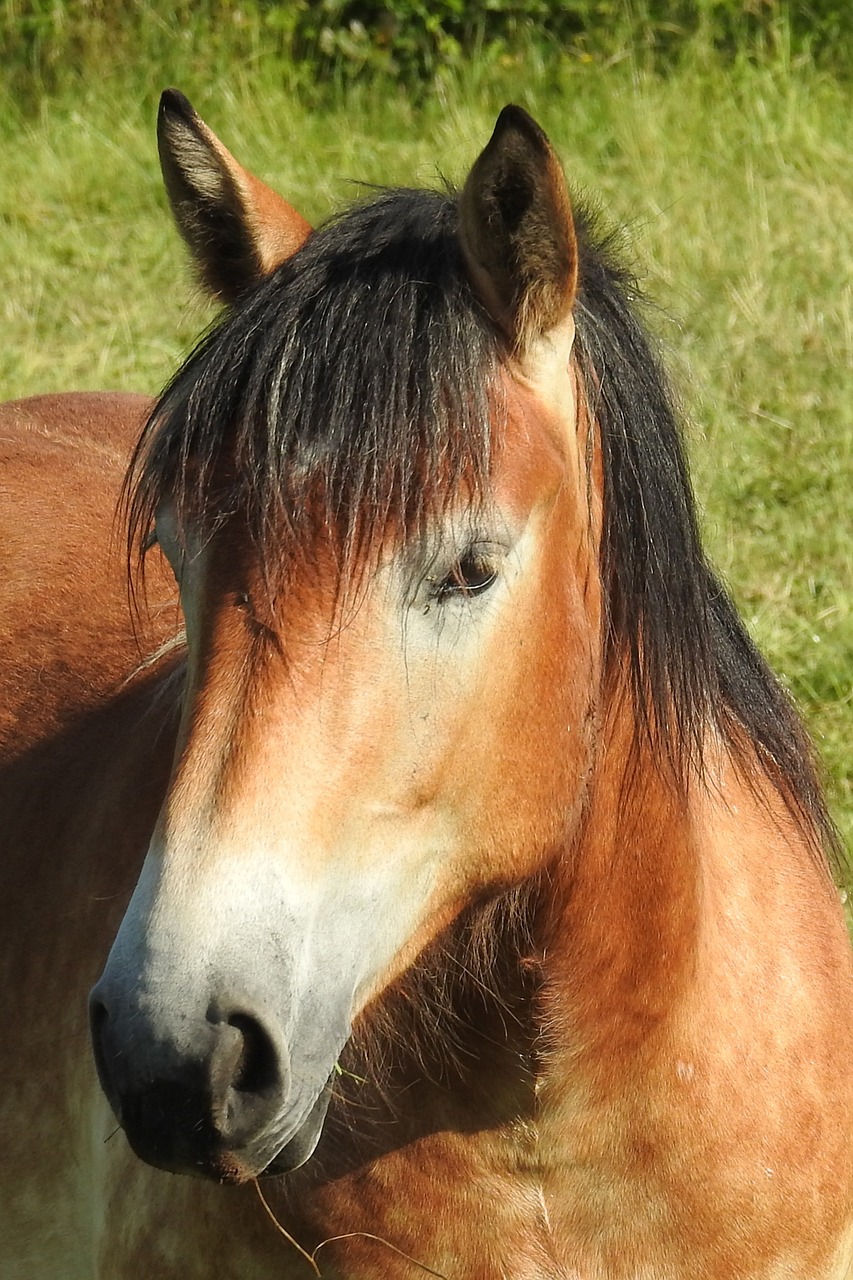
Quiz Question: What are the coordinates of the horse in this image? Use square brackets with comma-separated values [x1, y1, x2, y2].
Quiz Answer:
[1, 89, 852, 1279]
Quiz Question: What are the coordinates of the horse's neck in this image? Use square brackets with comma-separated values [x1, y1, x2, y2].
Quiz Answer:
[288, 712, 853, 1278]
[541, 706, 843, 1075]
[533, 701, 853, 1275]
[546, 717, 699, 1055]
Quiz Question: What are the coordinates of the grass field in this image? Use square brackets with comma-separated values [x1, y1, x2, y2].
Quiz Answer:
[0, 48, 850, 857]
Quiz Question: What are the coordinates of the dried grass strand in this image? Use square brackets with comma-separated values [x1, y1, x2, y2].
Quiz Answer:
[253, 1179, 450, 1279]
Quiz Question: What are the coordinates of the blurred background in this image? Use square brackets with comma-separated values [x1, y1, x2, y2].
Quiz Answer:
[1, 0, 850, 858]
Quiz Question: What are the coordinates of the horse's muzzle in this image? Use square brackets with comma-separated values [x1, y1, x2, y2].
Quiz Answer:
[88, 988, 331, 1180]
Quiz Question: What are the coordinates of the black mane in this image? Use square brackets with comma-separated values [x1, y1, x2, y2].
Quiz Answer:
[130, 190, 495, 580]
[127, 185, 835, 861]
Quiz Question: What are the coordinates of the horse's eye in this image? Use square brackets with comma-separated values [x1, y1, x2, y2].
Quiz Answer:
[431, 552, 498, 602]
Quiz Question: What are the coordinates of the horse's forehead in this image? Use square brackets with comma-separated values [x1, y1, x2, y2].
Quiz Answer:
[186, 363, 584, 622]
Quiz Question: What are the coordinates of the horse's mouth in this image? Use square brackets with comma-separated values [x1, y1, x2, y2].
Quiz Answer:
[261, 1081, 333, 1177]
[117, 1075, 334, 1184]
[197, 1081, 334, 1184]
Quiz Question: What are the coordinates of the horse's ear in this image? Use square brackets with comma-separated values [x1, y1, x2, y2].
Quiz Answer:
[157, 89, 312, 305]
[458, 106, 578, 359]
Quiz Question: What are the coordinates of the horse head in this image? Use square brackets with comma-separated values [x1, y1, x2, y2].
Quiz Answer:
[89, 93, 606, 1183]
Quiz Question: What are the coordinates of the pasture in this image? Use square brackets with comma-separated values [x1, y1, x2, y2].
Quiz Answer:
[0, 45, 850, 866]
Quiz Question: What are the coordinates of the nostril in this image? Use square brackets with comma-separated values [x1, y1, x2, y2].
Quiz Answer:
[89, 995, 108, 1037]
[208, 1009, 286, 1146]
[227, 1012, 279, 1097]
[88, 995, 112, 1094]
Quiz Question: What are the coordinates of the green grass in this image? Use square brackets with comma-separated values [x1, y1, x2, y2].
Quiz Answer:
[0, 49, 850, 858]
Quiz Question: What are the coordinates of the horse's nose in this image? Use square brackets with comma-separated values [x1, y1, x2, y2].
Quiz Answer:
[89, 989, 289, 1175]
